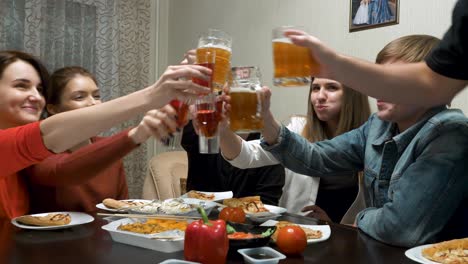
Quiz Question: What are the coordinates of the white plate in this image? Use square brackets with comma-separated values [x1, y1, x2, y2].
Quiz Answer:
[102, 218, 187, 253]
[245, 204, 288, 223]
[181, 191, 233, 201]
[260, 219, 331, 244]
[95, 199, 152, 212]
[405, 244, 439, 264]
[11, 212, 94, 230]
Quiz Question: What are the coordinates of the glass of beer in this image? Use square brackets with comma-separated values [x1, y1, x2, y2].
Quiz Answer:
[197, 29, 232, 93]
[194, 93, 220, 154]
[229, 66, 264, 133]
[272, 26, 317, 87]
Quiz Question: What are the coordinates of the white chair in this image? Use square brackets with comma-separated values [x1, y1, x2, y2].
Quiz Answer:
[142, 151, 188, 200]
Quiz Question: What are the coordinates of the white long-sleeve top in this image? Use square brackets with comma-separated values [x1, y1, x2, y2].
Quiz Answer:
[223, 116, 320, 214]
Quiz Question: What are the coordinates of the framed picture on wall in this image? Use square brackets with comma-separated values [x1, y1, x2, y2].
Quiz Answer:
[349, 0, 399, 32]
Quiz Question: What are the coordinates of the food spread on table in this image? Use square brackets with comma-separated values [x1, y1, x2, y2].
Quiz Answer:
[101, 198, 197, 214]
[117, 219, 188, 234]
[422, 238, 468, 264]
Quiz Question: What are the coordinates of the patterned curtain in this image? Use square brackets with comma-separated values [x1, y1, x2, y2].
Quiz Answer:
[0, 0, 151, 198]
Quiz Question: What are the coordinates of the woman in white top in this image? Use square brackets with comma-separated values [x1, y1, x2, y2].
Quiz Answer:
[220, 78, 370, 222]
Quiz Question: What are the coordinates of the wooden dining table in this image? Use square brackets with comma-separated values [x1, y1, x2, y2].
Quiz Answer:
[0, 212, 418, 264]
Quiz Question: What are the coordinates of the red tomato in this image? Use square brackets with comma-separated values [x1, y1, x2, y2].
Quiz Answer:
[276, 226, 307, 255]
[218, 207, 246, 223]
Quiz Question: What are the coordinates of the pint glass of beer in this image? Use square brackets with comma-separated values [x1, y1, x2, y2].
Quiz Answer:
[229, 66, 264, 133]
[197, 29, 232, 93]
[194, 93, 220, 154]
[272, 26, 317, 87]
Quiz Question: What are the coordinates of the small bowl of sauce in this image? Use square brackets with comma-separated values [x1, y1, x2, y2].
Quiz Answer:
[238, 247, 286, 264]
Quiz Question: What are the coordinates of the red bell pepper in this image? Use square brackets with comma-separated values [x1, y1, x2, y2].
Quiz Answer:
[184, 207, 229, 264]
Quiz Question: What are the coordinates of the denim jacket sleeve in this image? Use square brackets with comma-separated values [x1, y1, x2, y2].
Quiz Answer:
[260, 122, 368, 176]
[356, 127, 468, 247]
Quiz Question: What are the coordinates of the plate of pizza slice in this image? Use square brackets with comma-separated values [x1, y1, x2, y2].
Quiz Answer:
[11, 212, 94, 230]
[181, 190, 233, 201]
[96, 199, 153, 212]
[222, 196, 287, 222]
[405, 238, 468, 264]
[261, 220, 331, 244]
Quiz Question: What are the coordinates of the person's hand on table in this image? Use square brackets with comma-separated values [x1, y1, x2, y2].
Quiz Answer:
[301, 204, 332, 222]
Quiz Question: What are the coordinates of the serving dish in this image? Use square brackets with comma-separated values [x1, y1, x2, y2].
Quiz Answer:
[227, 222, 276, 253]
[101, 218, 187, 252]
[237, 246, 286, 264]
[129, 198, 217, 216]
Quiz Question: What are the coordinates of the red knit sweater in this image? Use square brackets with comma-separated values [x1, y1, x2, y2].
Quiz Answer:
[25, 130, 139, 213]
[0, 122, 53, 219]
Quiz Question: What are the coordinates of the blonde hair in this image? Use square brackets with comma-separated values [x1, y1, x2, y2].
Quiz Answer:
[376, 34, 440, 64]
[301, 82, 371, 142]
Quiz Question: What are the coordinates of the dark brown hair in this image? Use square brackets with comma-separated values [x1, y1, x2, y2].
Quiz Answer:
[0, 50, 50, 96]
[47, 66, 98, 105]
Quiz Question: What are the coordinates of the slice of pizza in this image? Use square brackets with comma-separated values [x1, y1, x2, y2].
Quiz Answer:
[186, 190, 215, 200]
[422, 238, 468, 264]
[102, 198, 147, 209]
[223, 196, 269, 214]
[17, 213, 71, 226]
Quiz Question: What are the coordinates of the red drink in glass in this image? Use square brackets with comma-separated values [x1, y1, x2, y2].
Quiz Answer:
[170, 99, 189, 127]
[192, 63, 215, 90]
[196, 109, 218, 138]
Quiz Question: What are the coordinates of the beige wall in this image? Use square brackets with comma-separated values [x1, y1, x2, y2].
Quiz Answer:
[150, 0, 463, 155]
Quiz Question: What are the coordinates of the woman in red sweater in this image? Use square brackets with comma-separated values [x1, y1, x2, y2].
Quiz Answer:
[26, 67, 175, 213]
[0, 50, 211, 219]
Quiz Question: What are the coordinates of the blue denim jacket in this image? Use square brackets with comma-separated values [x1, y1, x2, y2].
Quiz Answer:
[261, 107, 468, 247]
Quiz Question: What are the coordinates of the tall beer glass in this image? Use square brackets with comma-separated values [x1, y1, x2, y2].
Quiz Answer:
[272, 26, 318, 87]
[229, 66, 264, 133]
[197, 29, 232, 93]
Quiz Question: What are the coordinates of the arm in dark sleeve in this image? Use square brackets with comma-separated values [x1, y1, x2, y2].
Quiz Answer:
[252, 164, 285, 206]
[27, 129, 139, 186]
